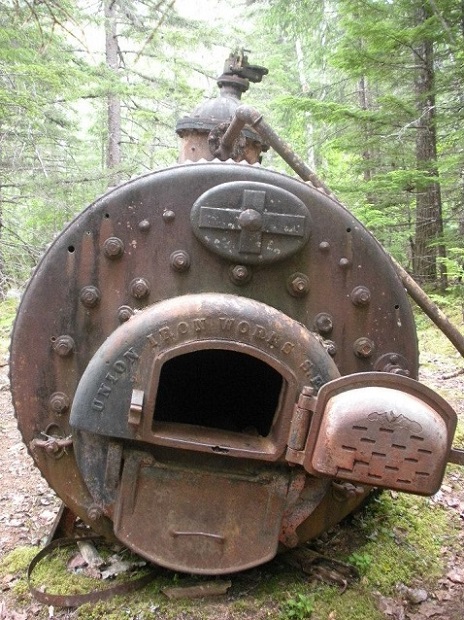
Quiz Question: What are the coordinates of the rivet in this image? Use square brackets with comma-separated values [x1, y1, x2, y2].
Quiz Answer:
[353, 337, 375, 358]
[350, 286, 371, 307]
[80, 285, 101, 308]
[130, 277, 150, 299]
[339, 257, 351, 269]
[163, 210, 175, 223]
[319, 241, 330, 252]
[49, 392, 70, 415]
[103, 237, 124, 259]
[230, 264, 251, 285]
[139, 219, 151, 231]
[118, 305, 134, 322]
[315, 313, 333, 334]
[170, 250, 191, 272]
[288, 273, 310, 297]
[53, 335, 75, 357]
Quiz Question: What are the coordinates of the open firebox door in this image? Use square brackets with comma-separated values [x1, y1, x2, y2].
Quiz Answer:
[70, 293, 458, 575]
[289, 372, 457, 495]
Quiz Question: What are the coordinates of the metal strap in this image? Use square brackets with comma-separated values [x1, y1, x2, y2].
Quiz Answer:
[27, 536, 159, 608]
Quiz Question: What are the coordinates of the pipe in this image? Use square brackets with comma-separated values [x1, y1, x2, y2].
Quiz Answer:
[235, 105, 334, 197]
[390, 256, 464, 358]
[217, 105, 464, 359]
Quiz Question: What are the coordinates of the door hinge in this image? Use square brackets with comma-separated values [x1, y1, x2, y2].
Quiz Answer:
[286, 386, 316, 465]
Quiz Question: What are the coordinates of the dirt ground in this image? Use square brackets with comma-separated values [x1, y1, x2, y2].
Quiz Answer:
[0, 354, 464, 619]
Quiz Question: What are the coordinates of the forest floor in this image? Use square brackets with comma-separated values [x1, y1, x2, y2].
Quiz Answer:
[1, 325, 464, 619]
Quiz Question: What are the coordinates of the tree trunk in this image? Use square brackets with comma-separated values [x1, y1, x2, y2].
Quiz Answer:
[105, 0, 122, 187]
[358, 74, 378, 207]
[412, 3, 447, 289]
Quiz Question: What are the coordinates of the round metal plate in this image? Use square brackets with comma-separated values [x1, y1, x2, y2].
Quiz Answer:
[190, 181, 311, 264]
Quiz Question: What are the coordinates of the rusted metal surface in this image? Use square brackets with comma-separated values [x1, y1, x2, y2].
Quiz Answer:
[114, 451, 290, 573]
[176, 52, 267, 164]
[10, 52, 462, 577]
[10, 158, 431, 573]
[303, 373, 457, 495]
[46, 504, 80, 543]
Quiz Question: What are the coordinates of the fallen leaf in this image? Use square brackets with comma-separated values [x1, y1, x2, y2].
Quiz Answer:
[446, 568, 464, 584]
[412, 601, 441, 618]
[374, 593, 406, 618]
[434, 589, 452, 602]
[1, 573, 17, 591]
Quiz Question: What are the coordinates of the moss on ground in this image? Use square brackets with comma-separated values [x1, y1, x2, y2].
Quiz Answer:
[346, 493, 449, 591]
[0, 545, 37, 574]
[0, 491, 453, 620]
[1, 294, 463, 618]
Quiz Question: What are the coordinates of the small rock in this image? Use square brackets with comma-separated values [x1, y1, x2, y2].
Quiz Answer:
[403, 587, 428, 605]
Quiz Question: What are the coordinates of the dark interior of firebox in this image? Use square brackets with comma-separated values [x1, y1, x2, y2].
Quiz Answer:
[153, 349, 284, 437]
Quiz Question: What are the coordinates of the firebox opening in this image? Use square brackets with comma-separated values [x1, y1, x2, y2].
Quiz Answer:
[153, 349, 284, 437]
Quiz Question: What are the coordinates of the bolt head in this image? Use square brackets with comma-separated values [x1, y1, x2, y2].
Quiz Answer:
[49, 392, 70, 415]
[170, 250, 191, 272]
[230, 264, 251, 285]
[288, 273, 310, 297]
[315, 313, 333, 334]
[354, 337, 375, 358]
[118, 305, 134, 322]
[350, 286, 371, 307]
[130, 278, 150, 299]
[80, 286, 101, 308]
[103, 237, 124, 259]
[53, 335, 75, 357]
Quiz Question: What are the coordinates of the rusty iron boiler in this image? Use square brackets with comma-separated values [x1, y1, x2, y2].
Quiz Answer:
[10, 53, 462, 575]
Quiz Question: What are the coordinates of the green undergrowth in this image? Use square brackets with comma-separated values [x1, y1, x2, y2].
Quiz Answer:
[344, 492, 450, 591]
[0, 489, 456, 620]
[0, 295, 18, 358]
[1, 293, 463, 618]
[414, 294, 463, 365]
